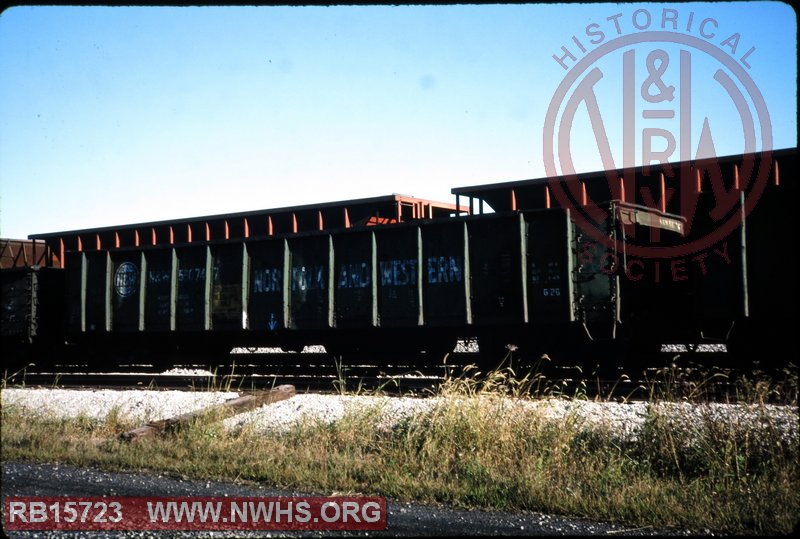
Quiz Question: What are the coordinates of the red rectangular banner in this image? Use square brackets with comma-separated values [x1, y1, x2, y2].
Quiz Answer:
[4, 496, 387, 531]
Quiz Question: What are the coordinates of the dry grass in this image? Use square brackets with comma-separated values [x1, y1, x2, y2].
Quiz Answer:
[2, 360, 798, 535]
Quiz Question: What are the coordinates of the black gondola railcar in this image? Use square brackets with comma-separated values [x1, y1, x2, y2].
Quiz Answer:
[3, 148, 795, 372]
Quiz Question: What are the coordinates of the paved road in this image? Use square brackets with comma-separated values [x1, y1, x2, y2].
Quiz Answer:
[2, 462, 703, 537]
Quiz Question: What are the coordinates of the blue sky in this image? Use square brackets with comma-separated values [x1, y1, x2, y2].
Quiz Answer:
[0, 3, 796, 239]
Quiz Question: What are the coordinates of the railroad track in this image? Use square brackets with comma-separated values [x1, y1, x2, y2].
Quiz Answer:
[3, 352, 465, 393]
[4, 348, 775, 403]
[4, 370, 445, 394]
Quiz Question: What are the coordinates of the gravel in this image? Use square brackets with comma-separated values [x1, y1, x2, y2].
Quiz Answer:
[3, 388, 794, 537]
[2, 461, 707, 537]
[2, 388, 797, 448]
[1, 388, 239, 424]
[223, 394, 439, 434]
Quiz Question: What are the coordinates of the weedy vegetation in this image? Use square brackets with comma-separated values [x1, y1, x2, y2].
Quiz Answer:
[1, 352, 798, 535]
